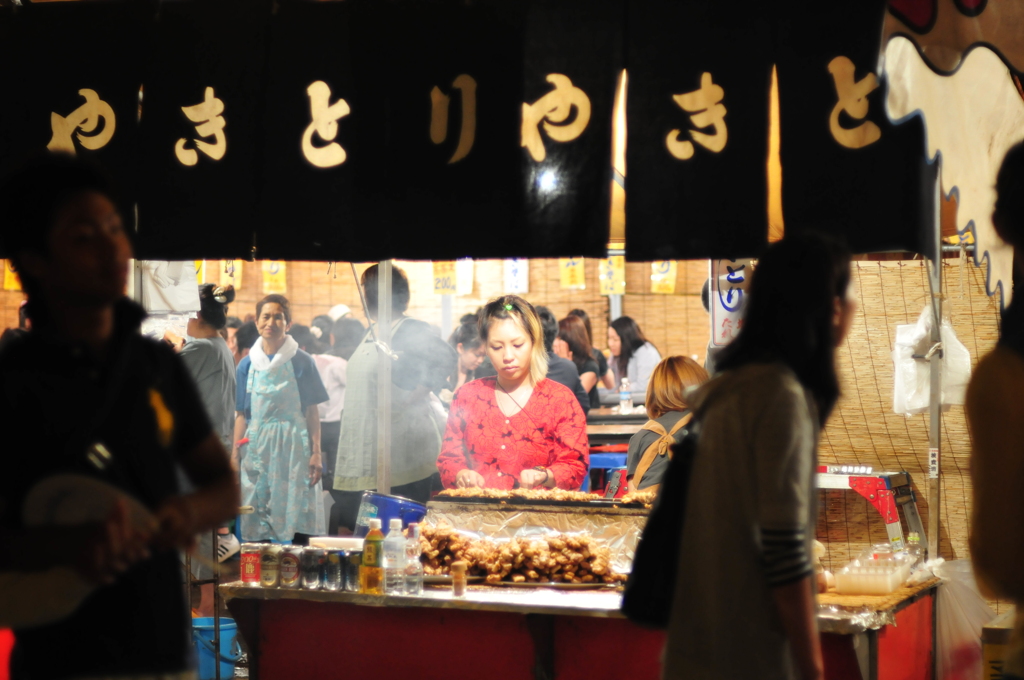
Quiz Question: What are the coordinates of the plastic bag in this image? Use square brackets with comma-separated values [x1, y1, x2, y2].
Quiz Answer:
[933, 559, 997, 680]
[892, 305, 972, 415]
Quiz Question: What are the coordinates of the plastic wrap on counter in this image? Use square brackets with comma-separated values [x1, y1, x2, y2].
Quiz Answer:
[817, 605, 896, 634]
[423, 508, 645, 574]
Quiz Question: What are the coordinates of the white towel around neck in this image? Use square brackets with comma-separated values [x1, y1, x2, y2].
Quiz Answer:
[249, 334, 298, 372]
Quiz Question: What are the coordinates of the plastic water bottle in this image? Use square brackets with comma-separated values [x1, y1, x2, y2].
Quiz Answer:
[619, 378, 633, 413]
[383, 518, 406, 595]
[404, 523, 424, 596]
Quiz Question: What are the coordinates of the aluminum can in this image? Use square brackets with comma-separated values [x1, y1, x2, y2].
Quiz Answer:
[240, 543, 261, 586]
[301, 548, 327, 590]
[279, 545, 303, 588]
[324, 550, 345, 591]
[344, 550, 363, 593]
[259, 544, 283, 587]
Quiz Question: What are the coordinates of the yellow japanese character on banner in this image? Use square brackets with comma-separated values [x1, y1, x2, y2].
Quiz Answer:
[302, 81, 351, 168]
[827, 56, 881, 149]
[3, 261, 21, 292]
[559, 257, 586, 290]
[433, 261, 457, 295]
[262, 261, 287, 295]
[175, 87, 227, 166]
[650, 261, 677, 294]
[430, 75, 477, 164]
[599, 255, 625, 296]
[666, 73, 727, 160]
[47, 89, 116, 155]
[521, 75, 591, 162]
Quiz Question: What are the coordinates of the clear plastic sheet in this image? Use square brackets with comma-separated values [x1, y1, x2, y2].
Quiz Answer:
[817, 605, 896, 634]
[423, 504, 647, 574]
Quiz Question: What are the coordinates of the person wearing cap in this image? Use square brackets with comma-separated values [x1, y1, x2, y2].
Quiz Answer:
[328, 303, 351, 321]
[437, 296, 590, 490]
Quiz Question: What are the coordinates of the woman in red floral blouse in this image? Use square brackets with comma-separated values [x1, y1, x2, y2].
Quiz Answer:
[437, 296, 590, 490]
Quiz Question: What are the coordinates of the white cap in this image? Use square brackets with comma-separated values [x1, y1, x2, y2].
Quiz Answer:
[328, 304, 351, 321]
[389, 518, 403, 531]
[369, 518, 381, 530]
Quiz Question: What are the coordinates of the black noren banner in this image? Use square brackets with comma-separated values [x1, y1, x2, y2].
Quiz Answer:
[0, 1, 153, 237]
[136, 0, 272, 260]
[626, 0, 774, 262]
[776, 0, 938, 259]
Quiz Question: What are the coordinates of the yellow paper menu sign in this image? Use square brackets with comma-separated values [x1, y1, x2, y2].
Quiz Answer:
[262, 260, 287, 295]
[599, 256, 625, 296]
[433, 261, 457, 295]
[195, 260, 206, 285]
[650, 261, 677, 294]
[559, 257, 586, 290]
[3, 261, 21, 292]
[221, 260, 244, 291]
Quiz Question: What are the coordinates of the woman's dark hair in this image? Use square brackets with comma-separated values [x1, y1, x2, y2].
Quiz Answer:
[715, 234, 851, 425]
[361, 264, 410, 317]
[197, 283, 235, 330]
[311, 314, 334, 345]
[567, 308, 594, 348]
[225, 316, 243, 330]
[289, 324, 318, 353]
[236, 321, 259, 352]
[256, 294, 291, 323]
[610, 316, 651, 376]
[558, 315, 592, 373]
[331, 316, 366, 361]
[995, 141, 1024, 247]
[448, 321, 482, 352]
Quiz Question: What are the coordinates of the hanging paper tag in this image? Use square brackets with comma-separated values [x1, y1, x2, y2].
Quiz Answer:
[433, 261, 457, 295]
[262, 261, 287, 295]
[599, 256, 625, 296]
[559, 257, 586, 290]
[650, 261, 677, 294]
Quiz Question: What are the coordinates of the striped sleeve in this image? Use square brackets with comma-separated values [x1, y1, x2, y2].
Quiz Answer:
[761, 527, 812, 587]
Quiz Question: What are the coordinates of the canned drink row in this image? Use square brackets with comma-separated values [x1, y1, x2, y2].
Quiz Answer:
[240, 543, 363, 592]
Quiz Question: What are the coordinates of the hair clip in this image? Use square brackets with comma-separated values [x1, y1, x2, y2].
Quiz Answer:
[213, 286, 227, 304]
[504, 303, 514, 311]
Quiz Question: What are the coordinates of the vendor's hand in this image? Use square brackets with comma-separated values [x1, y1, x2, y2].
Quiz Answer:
[309, 452, 323, 487]
[519, 468, 551, 489]
[152, 496, 198, 551]
[455, 469, 486, 488]
[163, 330, 185, 352]
[74, 499, 153, 585]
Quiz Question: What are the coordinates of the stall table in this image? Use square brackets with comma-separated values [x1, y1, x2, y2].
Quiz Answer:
[223, 578, 939, 680]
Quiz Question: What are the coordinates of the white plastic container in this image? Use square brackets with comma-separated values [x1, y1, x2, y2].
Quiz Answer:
[834, 559, 913, 595]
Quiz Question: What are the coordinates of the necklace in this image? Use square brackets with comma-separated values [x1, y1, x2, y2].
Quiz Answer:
[497, 380, 532, 417]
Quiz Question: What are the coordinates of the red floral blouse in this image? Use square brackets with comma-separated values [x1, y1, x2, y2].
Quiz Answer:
[437, 377, 590, 490]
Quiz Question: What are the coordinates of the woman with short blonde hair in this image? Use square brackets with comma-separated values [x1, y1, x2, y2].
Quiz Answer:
[644, 355, 709, 420]
[626, 356, 709, 493]
[437, 295, 589, 490]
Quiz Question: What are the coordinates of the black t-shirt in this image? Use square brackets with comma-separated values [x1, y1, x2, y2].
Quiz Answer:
[545, 351, 590, 413]
[0, 300, 212, 680]
[578, 356, 600, 414]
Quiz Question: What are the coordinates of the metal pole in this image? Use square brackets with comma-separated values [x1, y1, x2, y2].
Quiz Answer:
[926, 180, 942, 561]
[376, 260, 392, 495]
[441, 293, 453, 339]
[609, 295, 623, 322]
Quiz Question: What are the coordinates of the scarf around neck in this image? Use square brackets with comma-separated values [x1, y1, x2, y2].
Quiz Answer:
[249, 334, 298, 372]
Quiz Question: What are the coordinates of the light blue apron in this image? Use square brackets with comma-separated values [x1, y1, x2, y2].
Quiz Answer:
[240, 358, 325, 541]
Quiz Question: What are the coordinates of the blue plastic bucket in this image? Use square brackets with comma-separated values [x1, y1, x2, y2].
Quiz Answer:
[192, 617, 241, 680]
[354, 491, 426, 537]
